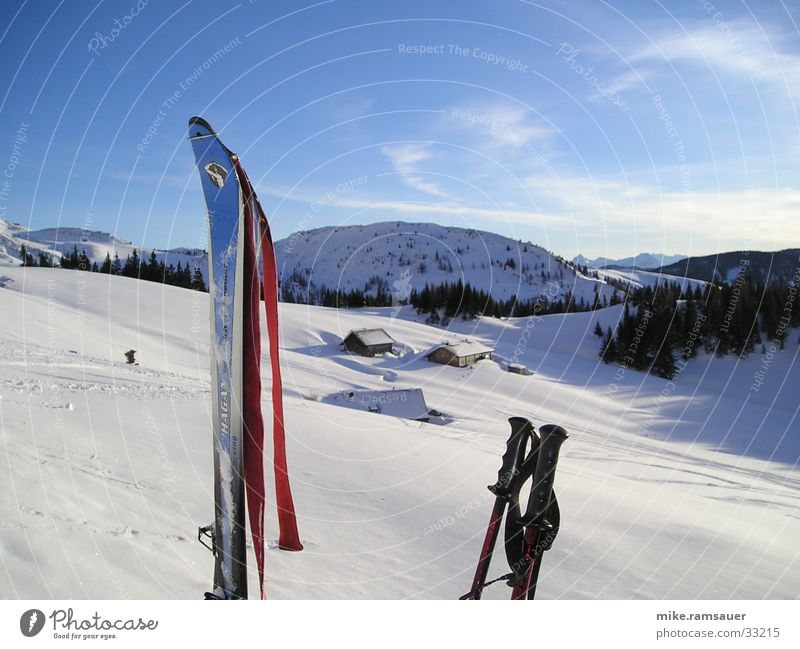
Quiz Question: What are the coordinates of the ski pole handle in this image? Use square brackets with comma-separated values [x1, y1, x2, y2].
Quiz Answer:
[519, 424, 568, 529]
[488, 417, 533, 499]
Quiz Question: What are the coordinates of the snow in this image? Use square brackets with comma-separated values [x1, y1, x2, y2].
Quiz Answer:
[0, 265, 798, 599]
[598, 267, 709, 292]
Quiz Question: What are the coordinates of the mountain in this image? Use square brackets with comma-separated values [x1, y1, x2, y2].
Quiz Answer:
[276, 222, 621, 308]
[655, 249, 800, 284]
[0, 218, 206, 275]
[572, 252, 687, 270]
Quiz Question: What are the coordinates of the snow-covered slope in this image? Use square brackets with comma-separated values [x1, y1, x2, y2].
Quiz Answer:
[574, 252, 687, 270]
[1, 266, 798, 599]
[597, 268, 709, 292]
[0, 218, 206, 275]
[276, 222, 620, 307]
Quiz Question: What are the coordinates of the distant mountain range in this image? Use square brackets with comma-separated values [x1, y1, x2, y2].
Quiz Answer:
[3, 218, 796, 300]
[572, 252, 687, 270]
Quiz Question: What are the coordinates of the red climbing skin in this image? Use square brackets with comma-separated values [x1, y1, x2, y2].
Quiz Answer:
[234, 159, 303, 556]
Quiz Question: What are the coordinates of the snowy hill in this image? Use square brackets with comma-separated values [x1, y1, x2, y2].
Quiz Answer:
[573, 252, 687, 270]
[276, 222, 620, 307]
[0, 218, 206, 276]
[596, 268, 709, 292]
[0, 219, 62, 266]
[1, 265, 798, 599]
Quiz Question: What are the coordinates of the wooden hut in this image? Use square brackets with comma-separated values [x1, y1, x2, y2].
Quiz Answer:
[342, 328, 395, 357]
[426, 340, 494, 367]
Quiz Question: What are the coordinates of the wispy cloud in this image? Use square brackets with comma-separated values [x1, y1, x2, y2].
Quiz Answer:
[610, 19, 800, 98]
[448, 100, 554, 150]
[262, 185, 564, 227]
[527, 175, 800, 251]
[380, 143, 450, 198]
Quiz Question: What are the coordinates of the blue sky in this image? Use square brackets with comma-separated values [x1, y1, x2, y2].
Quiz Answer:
[0, 0, 797, 259]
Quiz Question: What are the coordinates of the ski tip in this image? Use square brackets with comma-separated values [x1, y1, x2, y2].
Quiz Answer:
[188, 115, 215, 133]
[187, 116, 237, 157]
[277, 541, 304, 552]
[187, 116, 217, 142]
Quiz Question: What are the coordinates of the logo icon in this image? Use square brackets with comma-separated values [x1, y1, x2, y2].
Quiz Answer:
[204, 162, 227, 188]
[20, 609, 45, 637]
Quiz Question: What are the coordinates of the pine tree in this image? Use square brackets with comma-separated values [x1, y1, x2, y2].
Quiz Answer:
[100, 252, 112, 274]
[19, 244, 37, 267]
[190, 266, 204, 291]
[600, 326, 616, 363]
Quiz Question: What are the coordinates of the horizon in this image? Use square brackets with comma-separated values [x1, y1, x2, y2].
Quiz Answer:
[5, 215, 800, 261]
[0, 1, 798, 261]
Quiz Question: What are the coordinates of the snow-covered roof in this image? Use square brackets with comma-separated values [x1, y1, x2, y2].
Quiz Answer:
[341, 388, 429, 420]
[345, 328, 395, 346]
[434, 340, 494, 357]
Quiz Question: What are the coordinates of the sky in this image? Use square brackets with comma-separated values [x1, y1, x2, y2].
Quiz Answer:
[0, 0, 798, 260]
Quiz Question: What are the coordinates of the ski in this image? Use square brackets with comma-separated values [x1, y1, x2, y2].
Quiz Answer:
[189, 117, 247, 599]
[188, 117, 301, 600]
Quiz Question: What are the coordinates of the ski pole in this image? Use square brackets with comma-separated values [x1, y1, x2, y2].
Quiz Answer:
[461, 417, 532, 600]
[512, 424, 569, 599]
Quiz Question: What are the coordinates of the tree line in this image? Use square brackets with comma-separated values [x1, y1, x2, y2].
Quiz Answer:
[19, 244, 206, 291]
[598, 276, 800, 378]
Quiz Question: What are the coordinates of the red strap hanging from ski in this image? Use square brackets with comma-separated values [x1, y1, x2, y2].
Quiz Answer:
[237, 160, 303, 552]
[255, 202, 303, 553]
[234, 159, 302, 600]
